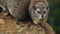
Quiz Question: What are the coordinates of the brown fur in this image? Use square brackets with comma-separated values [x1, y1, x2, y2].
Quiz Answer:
[0, 0, 30, 20]
[7, 0, 30, 20]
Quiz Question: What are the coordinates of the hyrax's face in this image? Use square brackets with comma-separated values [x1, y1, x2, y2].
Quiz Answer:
[31, 2, 49, 24]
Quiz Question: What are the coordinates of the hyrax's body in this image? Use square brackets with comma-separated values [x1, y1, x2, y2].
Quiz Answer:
[0, 0, 30, 20]
[29, 0, 49, 24]
[0, 0, 49, 24]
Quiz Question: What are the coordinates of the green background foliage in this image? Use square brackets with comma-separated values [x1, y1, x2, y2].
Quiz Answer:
[48, 0, 60, 34]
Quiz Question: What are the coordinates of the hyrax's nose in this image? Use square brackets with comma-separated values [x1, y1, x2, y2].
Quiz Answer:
[42, 15, 43, 18]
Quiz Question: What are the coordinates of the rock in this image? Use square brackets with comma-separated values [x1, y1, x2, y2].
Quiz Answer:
[0, 15, 55, 34]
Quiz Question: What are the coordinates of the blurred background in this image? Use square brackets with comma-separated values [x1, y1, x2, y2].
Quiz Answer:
[48, 0, 60, 34]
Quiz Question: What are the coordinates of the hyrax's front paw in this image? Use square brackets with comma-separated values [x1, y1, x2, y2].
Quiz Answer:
[0, 5, 9, 16]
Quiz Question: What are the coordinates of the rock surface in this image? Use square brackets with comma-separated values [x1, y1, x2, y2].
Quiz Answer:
[0, 15, 46, 34]
[0, 14, 55, 34]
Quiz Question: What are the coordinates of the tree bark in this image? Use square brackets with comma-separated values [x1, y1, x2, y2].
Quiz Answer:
[0, 15, 55, 34]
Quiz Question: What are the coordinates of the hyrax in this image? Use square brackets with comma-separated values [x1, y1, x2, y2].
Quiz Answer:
[0, 0, 30, 21]
[29, 0, 50, 24]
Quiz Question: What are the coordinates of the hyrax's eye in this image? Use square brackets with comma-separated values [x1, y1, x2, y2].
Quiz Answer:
[37, 11, 41, 13]
[44, 11, 46, 13]
[32, 6, 36, 10]
[44, 8, 46, 13]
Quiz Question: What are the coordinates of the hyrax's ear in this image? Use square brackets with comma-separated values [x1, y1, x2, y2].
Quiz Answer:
[32, 5, 36, 10]
[46, 6, 50, 10]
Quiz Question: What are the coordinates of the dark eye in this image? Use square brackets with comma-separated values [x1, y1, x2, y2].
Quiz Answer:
[44, 11, 46, 13]
[32, 6, 36, 10]
[37, 11, 41, 13]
